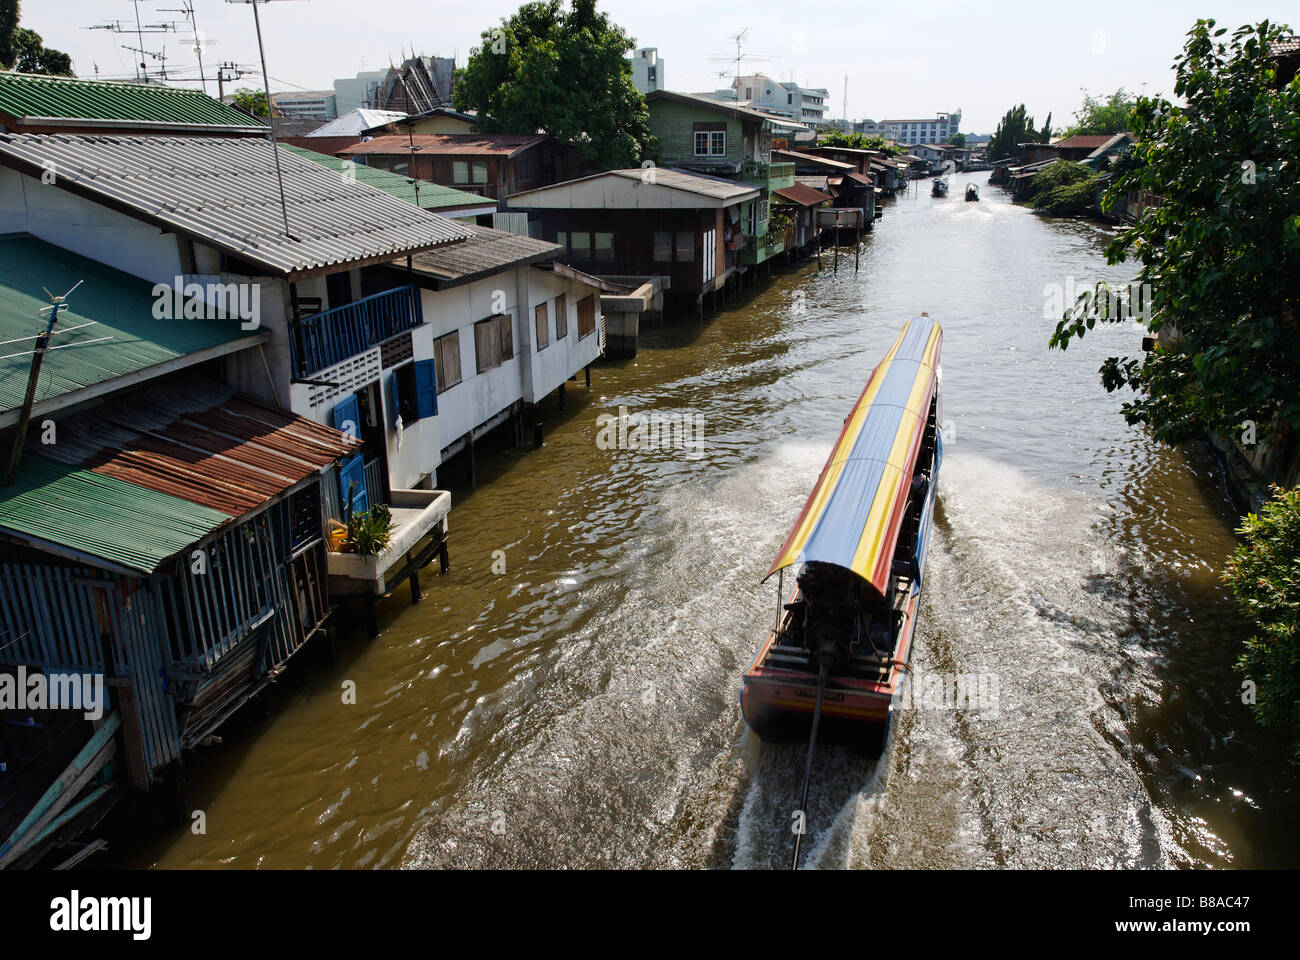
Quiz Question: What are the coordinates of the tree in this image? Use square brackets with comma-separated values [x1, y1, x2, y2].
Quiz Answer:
[986, 104, 1038, 161]
[945, 132, 966, 148]
[1038, 112, 1053, 143]
[1223, 485, 1300, 744]
[820, 129, 901, 156]
[1049, 19, 1300, 447]
[1062, 88, 1137, 138]
[0, 1, 72, 75]
[454, 0, 655, 170]
[230, 88, 271, 118]
[1027, 161, 1099, 215]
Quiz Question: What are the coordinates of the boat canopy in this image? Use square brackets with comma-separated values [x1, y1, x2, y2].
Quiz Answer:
[765, 316, 942, 594]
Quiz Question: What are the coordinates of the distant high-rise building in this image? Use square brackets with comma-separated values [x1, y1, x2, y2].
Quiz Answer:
[630, 47, 665, 95]
[270, 91, 337, 121]
[879, 111, 963, 146]
[333, 69, 388, 113]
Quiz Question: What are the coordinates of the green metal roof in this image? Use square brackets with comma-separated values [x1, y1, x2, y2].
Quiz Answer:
[0, 454, 228, 573]
[0, 73, 267, 131]
[279, 144, 490, 213]
[0, 234, 258, 418]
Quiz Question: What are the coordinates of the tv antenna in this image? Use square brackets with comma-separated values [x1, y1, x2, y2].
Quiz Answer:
[159, 2, 213, 93]
[86, 8, 179, 81]
[708, 28, 773, 101]
[3, 281, 88, 487]
[227, 0, 308, 239]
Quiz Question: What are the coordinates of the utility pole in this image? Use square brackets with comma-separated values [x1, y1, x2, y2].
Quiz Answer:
[4, 283, 82, 488]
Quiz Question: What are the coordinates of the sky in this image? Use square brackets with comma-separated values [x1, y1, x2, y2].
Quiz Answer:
[21, 1, 1296, 134]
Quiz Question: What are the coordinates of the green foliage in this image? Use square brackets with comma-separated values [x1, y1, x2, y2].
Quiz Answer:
[1039, 112, 1053, 144]
[0, 1, 72, 75]
[819, 129, 901, 156]
[1049, 19, 1300, 447]
[945, 133, 966, 148]
[1027, 161, 1099, 214]
[454, 0, 655, 170]
[1063, 88, 1137, 137]
[343, 504, 393, 557]
[1223, 485, 1300, 742]
[229, 88, 270, 118]
[987, 103, 1039, 161]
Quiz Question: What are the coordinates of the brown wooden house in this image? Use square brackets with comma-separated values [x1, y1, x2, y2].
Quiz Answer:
[505, 169, 760, 307]
[339, 134, 560, 205]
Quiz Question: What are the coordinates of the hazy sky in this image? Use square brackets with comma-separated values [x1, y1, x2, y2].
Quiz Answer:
[23, 1, 1295, 133]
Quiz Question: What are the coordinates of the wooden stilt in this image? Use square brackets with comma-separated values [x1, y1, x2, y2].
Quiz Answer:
[585, 364, 591, 388]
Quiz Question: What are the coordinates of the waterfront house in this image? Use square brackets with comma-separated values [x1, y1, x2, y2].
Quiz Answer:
[503, 167, 761, 313]
[0, 72, 267, 137]
[363, 107, 479, 137]
[339, 134, 561, 208]
[0, 236, 363, 864]
[644, 90, 804, 272]
[276, 106, 406, 156]
[280, 143, 497, 221]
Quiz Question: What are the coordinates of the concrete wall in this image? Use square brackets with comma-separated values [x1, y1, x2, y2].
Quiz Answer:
[0, 167, 183, 283]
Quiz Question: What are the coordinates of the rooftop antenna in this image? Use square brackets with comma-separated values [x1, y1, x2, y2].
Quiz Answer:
[4, 282, 84, 487]
[159, 2, 210, 93]
[707, 28, 773, 101]
[86, 12, 178, 82]
[227, 0, 306, 239]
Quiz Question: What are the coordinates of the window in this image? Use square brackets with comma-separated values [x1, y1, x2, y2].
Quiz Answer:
[787, 93, 793, 104]
[675, 231, 695, 262]
[556, 231, 567, 251]
[653, 231, 672, 262]
[453, 160, 469, 183]
[518, 151, 539, 182]
[474, 314, 514, 372]
[569, 232, 591, 260]
[391, 160, 409, 176]
[472, 161, 488, 184]
[577, 296, 596, 340]
[534, 302, 549, 350]
[434, 331, 462, 393]
[554, 294, 567, 339]
[391, 363, 419, 427]
[693, 123, 726, 157]
[594, 232, 614, 262]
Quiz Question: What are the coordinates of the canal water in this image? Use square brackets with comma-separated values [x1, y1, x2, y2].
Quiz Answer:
[131, 170, 1299, 870]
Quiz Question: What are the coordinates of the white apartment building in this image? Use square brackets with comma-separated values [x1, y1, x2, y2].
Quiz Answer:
[630, 48, 665, 95]
[699, 74, 829, 129]
[880, 111, 963, 146]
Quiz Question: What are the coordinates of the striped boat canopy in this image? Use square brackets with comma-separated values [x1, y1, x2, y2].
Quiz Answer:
[766, 316, 942, 594]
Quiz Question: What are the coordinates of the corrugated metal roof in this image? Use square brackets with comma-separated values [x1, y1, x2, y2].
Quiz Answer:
[0, 453, 229, 573]
[407, 225, 560, 282]
[342, 133, 548, 157]
[776, 149, 855, 170]
[0, 233, 260, 419]
[0, 73, 266, 132]
[0, 134, 474, 277]
[773, 183, 831, 206]
[1054, 134, 1116, 150]
[645, 90, 809, 130]
[307, 109, 407, 138]
[508, 168, 759, 206]
[279, 144, 490, 212]
[34, 378, 361, 517]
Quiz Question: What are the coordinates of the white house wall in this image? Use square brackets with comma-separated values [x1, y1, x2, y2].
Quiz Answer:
[0, 167, 183, 283]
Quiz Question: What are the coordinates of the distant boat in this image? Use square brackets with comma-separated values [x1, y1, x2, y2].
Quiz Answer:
[965, 184, 979, 201]
[931, 179, 948, 197]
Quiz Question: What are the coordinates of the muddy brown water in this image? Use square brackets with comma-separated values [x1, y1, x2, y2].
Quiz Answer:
[123, 171, 1298, 870]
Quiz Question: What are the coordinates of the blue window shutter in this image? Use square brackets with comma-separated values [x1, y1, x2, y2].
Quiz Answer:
[338, 453, 368, 516]
[389, 370, 402, 426]
[332, 394, 360, 439]
[414, 359, 438, 419]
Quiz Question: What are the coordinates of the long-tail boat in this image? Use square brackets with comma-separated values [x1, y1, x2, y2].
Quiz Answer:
[742, 315, 943, 758]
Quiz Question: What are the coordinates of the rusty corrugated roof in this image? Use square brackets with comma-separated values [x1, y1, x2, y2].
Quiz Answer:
[342, 133, 548, 157]
[773, 183, 831, 206]
[32, 378, 361, 517]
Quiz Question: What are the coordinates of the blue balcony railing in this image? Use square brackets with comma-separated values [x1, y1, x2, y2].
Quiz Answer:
[292, 285, 423, 378]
